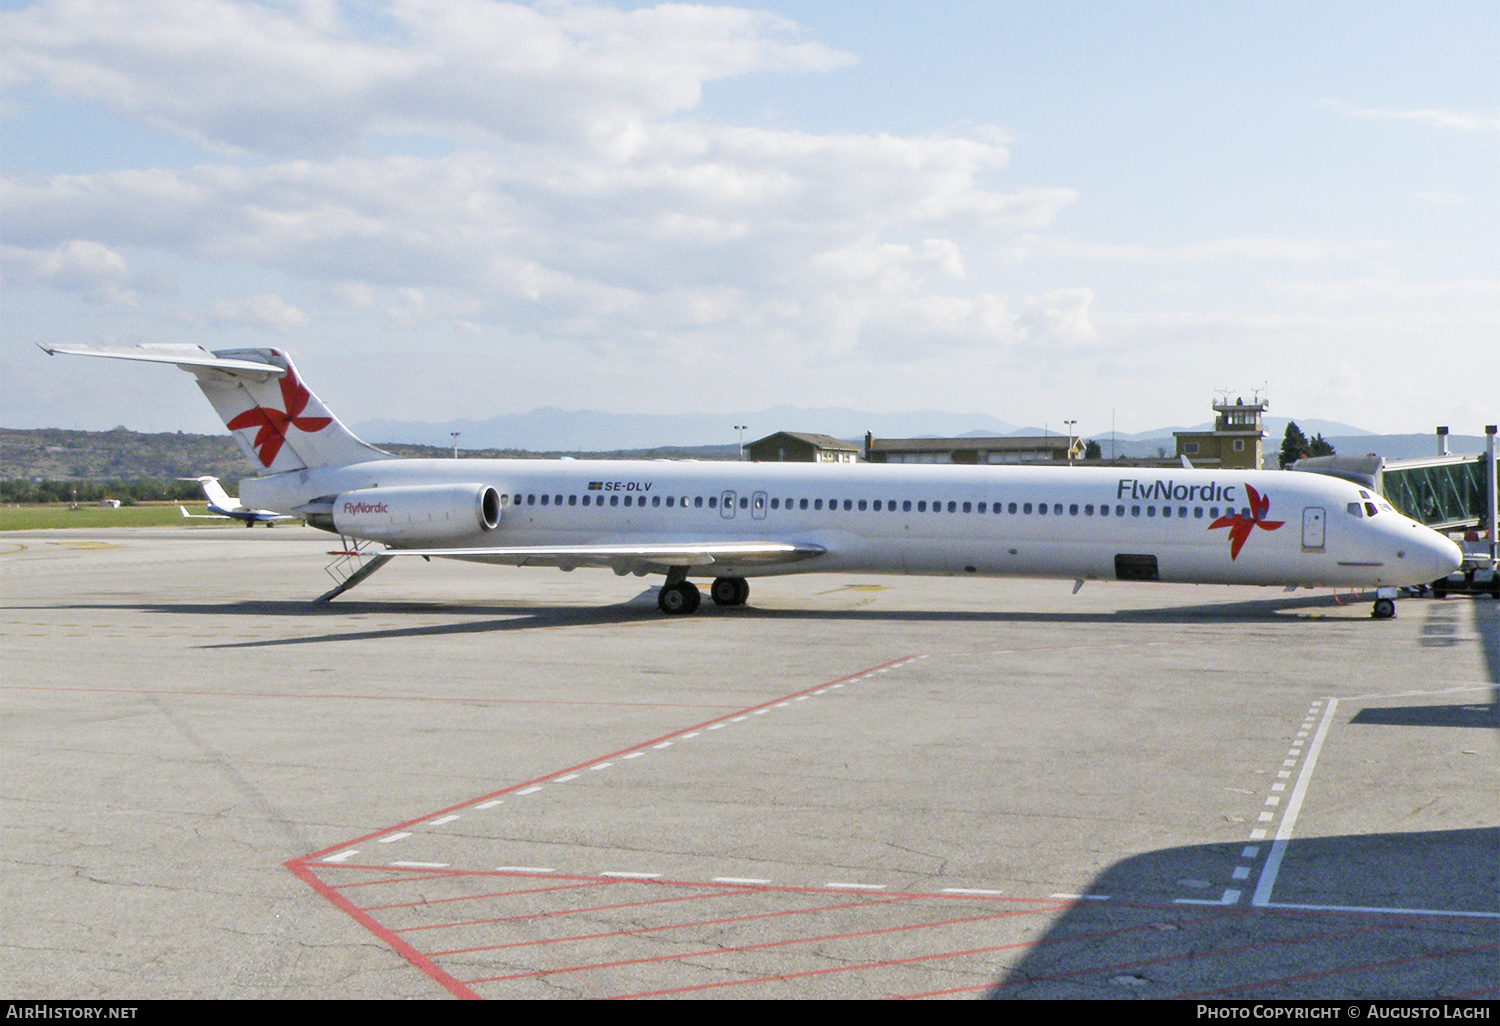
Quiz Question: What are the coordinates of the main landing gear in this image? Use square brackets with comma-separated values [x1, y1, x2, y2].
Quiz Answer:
[710, 576, 749, 607]
[657, 573, 749, 615]
[657, 580, 701, 614]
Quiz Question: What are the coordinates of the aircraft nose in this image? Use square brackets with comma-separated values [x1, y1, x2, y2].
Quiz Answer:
[1412, 530, 1463, 581]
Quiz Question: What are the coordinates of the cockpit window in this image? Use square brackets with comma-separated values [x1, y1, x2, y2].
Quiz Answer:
[1346, 502, 1363, 517]
[1364, 502, 1379, 517]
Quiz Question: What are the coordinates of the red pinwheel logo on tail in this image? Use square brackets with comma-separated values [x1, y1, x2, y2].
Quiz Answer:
[225, 370, 332, 467]
[1209, 484, 1285, 560]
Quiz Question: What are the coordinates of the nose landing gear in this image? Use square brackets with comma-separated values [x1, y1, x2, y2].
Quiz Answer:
[1371, 586, 1398, 619]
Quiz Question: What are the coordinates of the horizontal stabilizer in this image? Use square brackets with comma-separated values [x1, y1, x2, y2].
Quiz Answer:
[39, 343, 283, 376]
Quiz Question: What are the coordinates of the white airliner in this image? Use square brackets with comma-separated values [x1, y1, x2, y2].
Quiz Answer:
[178, 475, 292, 526]
[42, 344, 1461, 618]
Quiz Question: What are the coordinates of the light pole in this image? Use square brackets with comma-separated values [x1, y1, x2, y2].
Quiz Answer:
[1063, 419, 1077, 466]
[451, 432, 460, 459]
[735, 425, 747, 461]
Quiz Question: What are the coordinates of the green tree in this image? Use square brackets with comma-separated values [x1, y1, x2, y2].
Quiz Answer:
[1280, 422, 1310, 468]
[1308, 433, 1336, 458]
[1083, 439, 1103, 460]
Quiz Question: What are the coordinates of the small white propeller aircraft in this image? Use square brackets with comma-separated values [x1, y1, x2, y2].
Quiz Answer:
[41, 344, 1461, 617]
[177, 475, 292, 526]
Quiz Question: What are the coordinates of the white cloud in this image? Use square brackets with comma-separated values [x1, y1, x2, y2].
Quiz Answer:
[1328, 101, 1500, 133]
[1006, 234, 1386, 264]
[1, 238, 140, 305]
[187, 292, 308, 330]
[1, 0, 856, 156]
[1016, 288, 1096, 346]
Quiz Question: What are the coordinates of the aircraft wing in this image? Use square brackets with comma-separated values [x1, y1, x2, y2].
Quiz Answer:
[381, 540, 826, 571]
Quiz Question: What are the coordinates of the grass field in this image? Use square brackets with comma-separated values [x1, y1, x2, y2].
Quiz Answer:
[0, 502, 249, 531]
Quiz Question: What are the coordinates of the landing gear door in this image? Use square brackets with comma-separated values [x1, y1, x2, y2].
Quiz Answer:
[720, 490, 737, 519]
[1302, 507, 1326, 551]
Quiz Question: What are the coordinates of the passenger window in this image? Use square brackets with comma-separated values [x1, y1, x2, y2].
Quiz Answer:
[800, 498, 809, 510]
[694, 496, 703, 508]
[666, 496, 675, 508]
[1008, 503, 1018, 514]
[1069, 504, 1078, 515]
[708, 496, 718, 509]
[858, 499, 867, 511]
[814, 499, 824, 510]
[1147, 506, 1156, 517]
[917, 500, 927, 512]
[903, 500, 913, 512]
[1161, 505, 1170, 517]
[1023, 503, 1033, 514]
[740, 497, 749, 509]
[1132, 506, 1141, 517]
[652, 495, 661, 507]
[977, 502, 986, 513]
[844, 499, 853, 511]
[1194, 507, 1203, 518]
[609, 495, 618, 506]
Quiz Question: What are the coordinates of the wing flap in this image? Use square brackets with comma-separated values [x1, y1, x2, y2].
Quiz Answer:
[382, 540, 826, 571]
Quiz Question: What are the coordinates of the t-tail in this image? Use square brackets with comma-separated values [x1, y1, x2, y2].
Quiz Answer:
[39, 344, 386, 473]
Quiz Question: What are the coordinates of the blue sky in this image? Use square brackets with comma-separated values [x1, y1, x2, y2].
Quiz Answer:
[3, 0, 1495, 439]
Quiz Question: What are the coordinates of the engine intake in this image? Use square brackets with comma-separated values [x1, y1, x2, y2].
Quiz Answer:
[331, 483, 500, 543]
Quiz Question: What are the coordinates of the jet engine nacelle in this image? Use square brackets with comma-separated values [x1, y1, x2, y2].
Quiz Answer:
[332, 483, 500, 542]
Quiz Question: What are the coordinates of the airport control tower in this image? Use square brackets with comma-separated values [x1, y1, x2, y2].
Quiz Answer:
[1172, 393, 1268, 470]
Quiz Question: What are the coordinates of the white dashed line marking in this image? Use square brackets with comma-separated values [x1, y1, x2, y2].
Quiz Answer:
[591, 762, 613, 770]
[516, 786, 544, 795]
[828, 882, 885, 890]
[554, 773, 580, 782]
[377, 832, 412, 843]
[391, 861, 449, 869]
[428, 815, 460, 826]
[601, 871, 662, 880]
[622, 752, 643, 760]
[943, 888, 1006, 896]
[476, 800, 503, 809]
[714, 877, 772, 885]
[322, 850, 359, 863]
[497, 866, 555, 874]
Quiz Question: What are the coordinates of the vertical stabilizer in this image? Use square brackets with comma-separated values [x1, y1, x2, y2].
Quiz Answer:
[40, 344, 388, 473]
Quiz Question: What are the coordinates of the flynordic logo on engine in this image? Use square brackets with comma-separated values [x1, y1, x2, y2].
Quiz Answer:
[342, 501, 389, 515]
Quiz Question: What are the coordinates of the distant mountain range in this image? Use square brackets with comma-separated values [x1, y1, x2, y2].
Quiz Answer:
[353, 407, 1483, 462]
